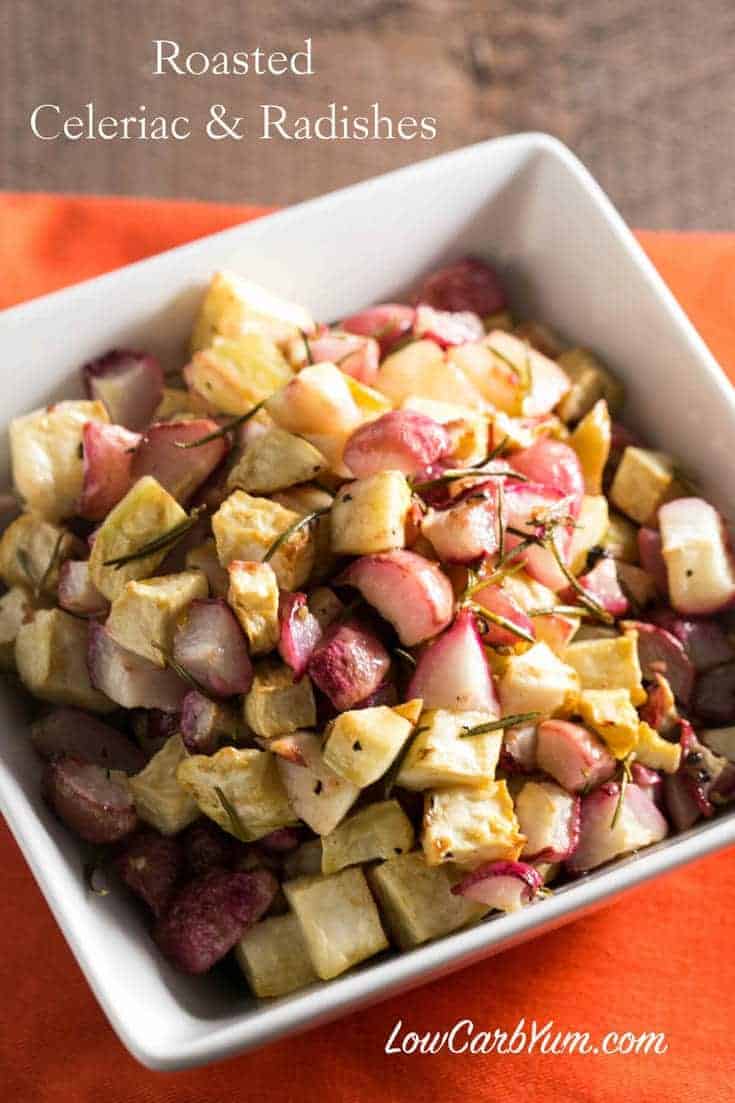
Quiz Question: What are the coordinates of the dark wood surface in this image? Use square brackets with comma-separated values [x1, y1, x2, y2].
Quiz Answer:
[2, 0, 735, 228]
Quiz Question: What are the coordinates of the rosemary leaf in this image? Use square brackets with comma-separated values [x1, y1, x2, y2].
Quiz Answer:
[412, 466, 528, 494]
[496, 479, 506, 561]
[393, 647, 417, 668]
[300, 328, 314, 365]
[547, 533, 614, 625]
[36, 529, 66, 598]
[465, 600, 535, 644]
[383, 724, 429, 798]
[174, 400, 267, 449]
[152, 641, 213, 697]
[215, 786, 253, 842]
[461, 712, 543, 737]
[610, 754, 634, 830]
[103, 507, 205, 569]
[528, 605, 588, 618]
[263, 507, 330, 563]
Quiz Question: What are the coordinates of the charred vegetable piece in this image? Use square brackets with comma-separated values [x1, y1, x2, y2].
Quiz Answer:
[43, 756, 137, 844]
[308, 620, 391, 712]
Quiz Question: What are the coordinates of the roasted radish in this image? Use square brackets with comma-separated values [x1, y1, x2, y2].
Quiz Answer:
[308, 620, 391, 711]
[415, 256, 507, 316]
[341, 303, 415, 356]
[82, 348, 164, 430]
[343, 410, 449, 479]
[173, 599, 253, 697]
[78, 422, 141, 520]
[536, 719, 616, 794]
[131, 420, 229, 505]
[566, 782, 668, 873]
[338, 549, 454, 645]
[43, 755, 137, 844]
[451, 860, 541, 911]
[408, 609, 500, 714]
[277, 591, 323, 678]
[88, 623, 188, 712]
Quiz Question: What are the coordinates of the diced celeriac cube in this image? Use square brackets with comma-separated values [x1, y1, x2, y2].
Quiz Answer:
[128, 734, 199, 835]
[191, 270, 315, 352]
[185, 334, 294, 415]
[569, 399, 611, 495]
[603, 512, 640, 563]
[367, 851, 487, 949]
[227, 560, 279, 655]
[283, 868, 388, 980]
[226, 427, 327, 495]
[185, 539, 230, 597]
[422, 780, 524, 867]
[330, 471, 411, 556]
[275, 731, 359, 835]
[567, 495, 610, 575]
[576, 688, 640, 758]
[321, 800, 415, 875]
[377, 339, 485, 409]
[15, 608, 113, 712]
[342, 374, 392, 421]
[513, 319, 564, 357]
[447, 340, 519, 412]
[396, 709, 501, 790]
[322, 705, 414, 787]
[515, 779, 577, 859]
[659, 497, 735, 615]
[235, 912, 317, 998]
[10, 399, 109, 520]
[266, 363, 365, 474]
[0, 513, 79, 596]
[105, 570, 208, 666]
[88, 476, 188, 602]
[0, 586, 35, 670]
[635, 721, 681, 773]
[565, 634, 646, 705]
[610, 447, 682, 526]
[497, 642, 579, 717]
[153, 386, 203, 421]
[177, 746, 297, 840]
[402, 396, 489, 466]
[244, 659, 316, 737]
[556, 348, 624, 423]
[212, 490, 315, 591]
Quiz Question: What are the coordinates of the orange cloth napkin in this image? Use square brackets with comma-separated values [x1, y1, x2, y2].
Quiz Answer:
[1, 194, 735, 1103]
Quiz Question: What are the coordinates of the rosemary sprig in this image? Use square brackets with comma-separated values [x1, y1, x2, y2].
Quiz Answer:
[461, 712, 543, 737]
[496, 479, 506, 561]
[103, 507, 205, 568]
[174, 400, 267, 449]
[36, 530, 66, 598]
[487, 343, 519, 374]
[546, 533, 614, 625]
[16, 547, 37, 590]
[300, 328, 314, 365]
[152, 641, 213, 698]
[610, 754, 635, 830]
[393, 647, 417, 668]
[409, 436, 515, 495]
[215, 786, 253, 842]
[465, 600, 534, 644]
[384, 724, 428, 798]
[263, 507, 330, 563]
[528, 605, 588, 618]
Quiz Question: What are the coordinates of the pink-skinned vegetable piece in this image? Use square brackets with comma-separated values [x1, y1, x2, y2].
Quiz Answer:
[31, 707, 145, 773]
[180, 690, 241, 755]
[451, 860, 541, 911]
[664, 770, 702, 831]
[181, 818, 244, 878]
[421, 491, 500, 565]
[131, 708, 179, 759]
[343, 410, 450, 479]
[566, 782, 668, 873]
[693, 662, 735, 725]
[630, 762, 664, 808]
[501, 482, 574, 591]
[77, 421, 141, 520]
[308, 331, 380, 385]
[407, 608, 501, 715]
[341, 303, 415, 357]
[637, 528, 668, 596]
[131, 419, 229, 505]
[154, 868, 278, 975]
[338, 549, 454, 646]
[415, 256, 507, 316]
[499, 724, 538, 773]
[277, 591, 323, 679]
[516, 780, 581, 862]
[471, 583, 535, 647]
[413, 304, 485, 348]
[709, 762, 735, 807]
[88, 622, 188, 712]
[115, 829, 183, 917]
[649, 608, 734, 672]
[57, 560, 109, 618]
[258, 827, 302, 854]
[507, 439, 585, 518]
[536, 719, 616, 794]
[307, 620, 391, 712]
[82, 348, 164, 431]
[568, 556, 628, 617]
[173, 598, 253, 698]
[678, 719, 728, 818]
[658, 498, 735, 615]
[622, 620, 694, 706]
[352, 681, 399, 709]
[42, 755, 138, 845]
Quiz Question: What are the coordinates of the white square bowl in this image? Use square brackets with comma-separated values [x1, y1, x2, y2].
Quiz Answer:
[2, 133, 735, 1071]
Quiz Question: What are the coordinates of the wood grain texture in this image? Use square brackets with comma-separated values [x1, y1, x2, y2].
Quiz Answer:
[1, 0, 734, 228]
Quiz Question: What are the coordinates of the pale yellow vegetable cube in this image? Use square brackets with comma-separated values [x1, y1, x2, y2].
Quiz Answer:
[227, 560, 279, 655]
[128, 734, 199, 835]
[185, 539, 230, 597]
[191, 270, 315, 352]
[330, 471, 411, 556]
[422, 780, 524, 867]
[556, 348, 624, 423]
[0, 586, 35, 671]
[449, 338, 520, 412]
[10, 399, 109, 520]
[576, 688, 640, 758]
[105, 570, 207, 666]
[235, 912, 317, 998]
[213, 490, 314, 591]
[568, 495, 610, 575]
[322, 706, 414, 787]
[321, 800, 415, 875]
[266, 363, 365, 475]
[88, 477, 187, 602]
[603, 512, 640, 563]
[396, 709, 501, 790]
[497, 642, 579, 717]
[565, 634, 646, 705]
[516, 779, 578, 859]
[635, 721, 682, 773]
[377, 339, 485, 409]
[186, 334, 293, 415]
[244, 659, 316, 737]
[610, 447, 682, 526]
[513, 319, 564, 357]
[276, 731, 359, 835]
[153, 386, 202, 421]
[570, 399, 611, 495]
[0, 513, 79, 596]
[393, 698, 424, 725]
[15, 608, 113, 712]
[283, 868, 388, 980]
[227, 427, 327, 495]
[177, 746, 296, 840]
[368, 851, 487, 949]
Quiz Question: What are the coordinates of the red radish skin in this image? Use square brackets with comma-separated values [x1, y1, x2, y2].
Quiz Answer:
[43, 756, 138, 845]
[131, 420, 229, 505]
[571, 556, 628, 617]
[415, 257, 507, 316]
[31, 708, 145, 773]
[308, 332, 380, 385]
[181, 819, 245, 878]
[650, 608, 735, 672]
[471, 584, 536, 647]
[508, 440, 585, 517]
[131, 709, 179, 759]
[407, 609, 500, 715]
[258, 827, 302, 853]
[536, 719, 616, 794]
[339, 549, 454, 646]
[88, 623, 188, 712]
[341, 303, 415, 357]
[78, 422, 141, 520]
[278, 591, 323, 678]
[57, 560, 109, 617]
[638, 528, 668, 596]
[82, 348, 164, 430]
[352, 681, 400, 709]
[622, 620, 695, 706]
[630, 762, 664, 808]
[413, 304, 485, 348]
[179, 690, 240, 755]
[452, 860, 541, 911]
[501, 482, 574, 591]
[566, 782, 668, 873]
[115, 829, 183, 917]
[638, 672, 678, 735]
[307, 620, 391, 711]
[343, 410, 450, 479]
[173, 599, 253, 698]
[499, 724, 538, 773]
[664, 770, 702, 831]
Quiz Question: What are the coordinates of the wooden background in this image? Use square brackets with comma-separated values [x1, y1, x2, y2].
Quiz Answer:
[2, 0, 735, 228]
